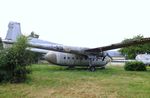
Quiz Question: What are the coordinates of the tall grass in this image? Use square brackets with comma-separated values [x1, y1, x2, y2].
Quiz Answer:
[0, 64, 150, 98]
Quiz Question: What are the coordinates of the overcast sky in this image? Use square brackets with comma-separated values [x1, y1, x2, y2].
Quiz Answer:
[0, 0, 150, 48]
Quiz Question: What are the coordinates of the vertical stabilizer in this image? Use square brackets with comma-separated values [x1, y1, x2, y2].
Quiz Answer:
[5, 22, 22, 41]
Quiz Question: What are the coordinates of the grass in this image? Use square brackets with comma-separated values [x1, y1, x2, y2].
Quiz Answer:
[0, 64, 150, 98]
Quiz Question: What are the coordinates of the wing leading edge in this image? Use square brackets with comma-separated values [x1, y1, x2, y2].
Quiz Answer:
[85, 37, 150, 52]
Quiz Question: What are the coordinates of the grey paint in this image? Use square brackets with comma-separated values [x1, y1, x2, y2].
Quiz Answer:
[5, 22, 22, 41]
[45, 51, 110, 67]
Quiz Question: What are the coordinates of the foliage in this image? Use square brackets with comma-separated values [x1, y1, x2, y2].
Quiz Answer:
[0, 36, 34, 83]
[0, 37, 3, 50]
[28, 52, 43, 64]
[119, 35, 150, 59]
[124, 61, 147, 71]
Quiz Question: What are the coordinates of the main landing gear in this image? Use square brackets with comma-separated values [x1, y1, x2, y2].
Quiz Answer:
[89, 66, 96, 72]
[88, 55, 106, 72]
[88, 56, 96, 72]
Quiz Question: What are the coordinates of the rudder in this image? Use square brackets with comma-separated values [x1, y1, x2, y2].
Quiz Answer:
[5, 22, 22, 41]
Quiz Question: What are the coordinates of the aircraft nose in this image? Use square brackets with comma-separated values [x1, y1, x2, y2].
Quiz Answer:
[45, 52, 57, 64]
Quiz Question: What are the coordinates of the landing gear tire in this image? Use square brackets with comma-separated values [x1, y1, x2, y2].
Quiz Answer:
[89, 66, 96, 72]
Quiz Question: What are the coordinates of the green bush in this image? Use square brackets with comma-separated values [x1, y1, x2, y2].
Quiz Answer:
[0, 37, 3, 50]
[0, 36, 35, 83]
[124, 61, 147, 71]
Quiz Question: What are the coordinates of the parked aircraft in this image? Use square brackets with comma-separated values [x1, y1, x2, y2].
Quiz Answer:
[2, 22, 150, 71]
[136, 54, 150, 65]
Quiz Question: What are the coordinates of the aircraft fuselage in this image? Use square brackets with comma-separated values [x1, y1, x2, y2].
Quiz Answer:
[45, 51, 110, 67]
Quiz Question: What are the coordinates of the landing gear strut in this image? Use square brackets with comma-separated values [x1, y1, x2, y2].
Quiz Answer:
[88, 56, 96, 72]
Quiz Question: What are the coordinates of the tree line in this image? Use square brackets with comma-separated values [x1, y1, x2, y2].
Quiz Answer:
[119, 35, 150, 59]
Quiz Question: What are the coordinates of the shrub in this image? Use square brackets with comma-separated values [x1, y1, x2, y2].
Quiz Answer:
[0, 36, 35, 83]
[124, 61, 147, 71]
[0, 37, 3, 50]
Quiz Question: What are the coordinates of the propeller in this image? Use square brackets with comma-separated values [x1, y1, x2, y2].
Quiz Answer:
[102, 52, 112, 61]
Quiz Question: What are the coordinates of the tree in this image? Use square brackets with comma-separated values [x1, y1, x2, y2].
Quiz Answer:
[0, 36, 35, 83]
[119, 35, 150, 59]
[0, 37, 3, 50]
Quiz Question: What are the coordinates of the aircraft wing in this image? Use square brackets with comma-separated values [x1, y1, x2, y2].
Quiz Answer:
[85, 37, 150, 52]
[3, 37, 150, 56]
